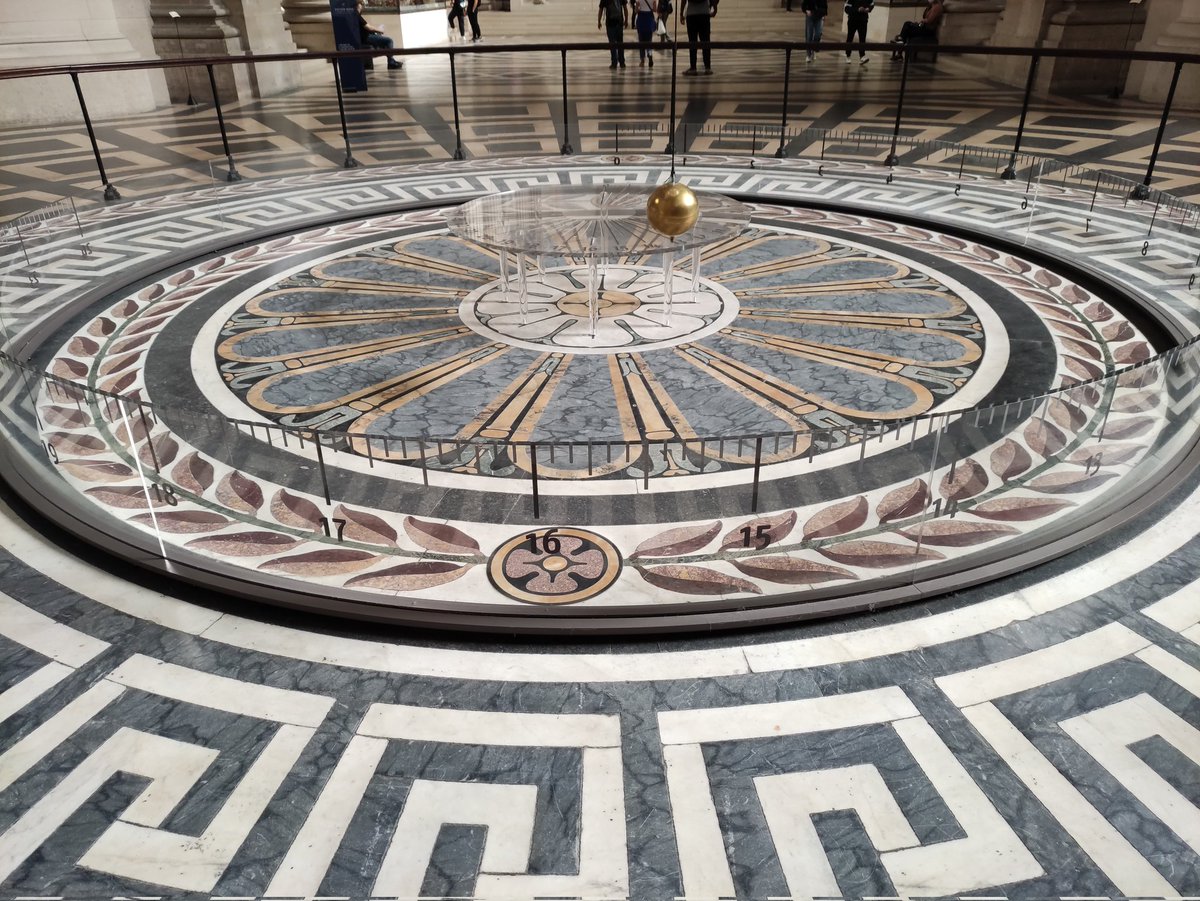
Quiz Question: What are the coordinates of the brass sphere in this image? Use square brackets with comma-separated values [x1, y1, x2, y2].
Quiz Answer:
[646, 182, 700, 236]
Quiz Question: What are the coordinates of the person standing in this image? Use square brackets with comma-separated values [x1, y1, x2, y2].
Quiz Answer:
[633, 0, 658, 66]
[800, 0, 827, 64]
[682, 0, 717, 76]
[598, 0, 628, 69]
[466, 0, 483, 41]
[357, 1, 402, 69]
[844, 0, 873, 64]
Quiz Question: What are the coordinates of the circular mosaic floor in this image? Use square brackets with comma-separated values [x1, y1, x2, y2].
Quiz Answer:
[18, 163, 1189, 629]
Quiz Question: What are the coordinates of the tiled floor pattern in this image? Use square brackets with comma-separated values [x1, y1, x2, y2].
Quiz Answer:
[3, 158, 1196, 623]
[1, 441, 1200, 896]
[1, 138, 1199, 898]
[3, 42, 1200, 221]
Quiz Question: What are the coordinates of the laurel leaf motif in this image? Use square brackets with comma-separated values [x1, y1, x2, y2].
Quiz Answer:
[632, 521, 721, 558]
[719, 511, 797, 551]
[334, 504, 399, 547]
[346, 561, 473, 592]
[940, 458, 988, 501]
[897, 520, 1019, 547]
[258, 549, 378, 576]
[803, 496, 869, 539]
[638, 564, 762, 596]
[403, 516, 481, 555]
[967, 497, 1076, 521]
[990, 439, 1032, 481]
[730, 555, 856, 585]
[817, 539, 944, 567]
[877, 479, 930, 523]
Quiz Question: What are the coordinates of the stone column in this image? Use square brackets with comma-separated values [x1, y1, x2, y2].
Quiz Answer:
[1036, 0, 1147, 95]
[282, 0, 335, 53]
[0, 0, 167, 126]
[1126, 0, 1200, 108]
[939, 0, 1005, 51]
[986, 0, 1052, 86]
[224, 0, 304, 96]
[149, 0, 252, 104]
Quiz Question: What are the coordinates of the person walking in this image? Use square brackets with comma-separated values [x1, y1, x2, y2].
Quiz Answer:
[682, 0, 717, 76]
[598, 0, 628, 69]
[466, 0, 483, 41]
[800, 0, 827, 64]
[447, 0, 466, 41]
[844, 0, 873, 64]
[633, 0, 658, 67]
[657, 0, 672, 43]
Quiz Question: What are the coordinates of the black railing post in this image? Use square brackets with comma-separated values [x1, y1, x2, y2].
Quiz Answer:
[1133, 60, 1184, 200]
[1002, 54, 1040, 180]
[560, 49, 574, 154]
[70, 72, 120, 201]
[331, 58, 360, 169]
[530, 445, 540, 519]
[775, 47, 792, 159]
[884, 48, 911, 167]
[449, 50, 466, 161]
[666, 41, 678, 159]
[750, 436, 763, 512]
[206, 64, 242, 182]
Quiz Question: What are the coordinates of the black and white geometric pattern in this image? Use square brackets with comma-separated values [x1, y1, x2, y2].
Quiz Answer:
[2, 156, 1200, 897]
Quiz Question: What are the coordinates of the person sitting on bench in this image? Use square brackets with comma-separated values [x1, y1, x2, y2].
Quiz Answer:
[891, 0, 943, 59]
[358, 1, 403, 69]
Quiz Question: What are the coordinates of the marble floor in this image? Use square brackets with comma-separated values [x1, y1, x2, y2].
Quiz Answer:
[1, 151, 1199, 897]
[3, 33, 1200, 900]
[4, 15, 1200, 221]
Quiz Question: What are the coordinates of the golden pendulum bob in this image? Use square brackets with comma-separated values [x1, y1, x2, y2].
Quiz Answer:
[646, 182, 699, 236]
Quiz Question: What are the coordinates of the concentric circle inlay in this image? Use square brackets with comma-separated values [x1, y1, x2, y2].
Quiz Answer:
[458, 265, 740, 352]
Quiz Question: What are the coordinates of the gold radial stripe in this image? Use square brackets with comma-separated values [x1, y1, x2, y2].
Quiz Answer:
[311, 251, 490, 285]
[456, 353, 567, 441]
[608, 354, 647, 444]
[249, 340, 501, 415]
[220, 324, 465, 366]
[675, 343, 932, 421]
[721, 255, 907, 284]
[244, 287, 463, 318]
[616, 357, 677, 442]
[740, 309, 921, 329]
[630, 354, 698, 442]
[727, 324, 982, 369]
[390, 243, 497, 280]
[508, 355, 572, 443]
[738, 289, 969, 319]
[706, 235, 833, 278]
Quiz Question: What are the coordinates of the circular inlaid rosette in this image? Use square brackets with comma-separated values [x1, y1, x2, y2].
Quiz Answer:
[458, 265, 741, 353]
[488, 527, 622, 604]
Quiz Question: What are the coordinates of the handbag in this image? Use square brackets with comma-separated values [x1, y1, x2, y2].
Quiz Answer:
[656, 18, 668, 35]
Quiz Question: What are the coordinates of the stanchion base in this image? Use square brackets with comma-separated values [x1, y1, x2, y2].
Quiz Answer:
[453, 146, 467, 161]
[884, 153, 899, 167]
[343, 155, 361, 169]
[774, 146, 787, 159]
[226, 169, 243, 183]
[561, 143, 574, 155]
[1000, 166, 1017, 181]
[1131, 183, 1151, 200]
[102, 184, 121, 202]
